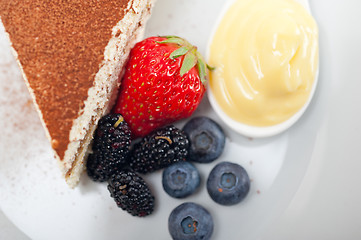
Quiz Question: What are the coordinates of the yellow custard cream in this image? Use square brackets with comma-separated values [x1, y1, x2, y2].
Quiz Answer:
[209, 0, 319, 126]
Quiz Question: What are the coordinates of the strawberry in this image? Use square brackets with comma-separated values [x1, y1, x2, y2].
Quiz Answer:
[114, 36, 209, 138]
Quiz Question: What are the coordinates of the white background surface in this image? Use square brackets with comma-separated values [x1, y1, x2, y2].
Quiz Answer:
[1, 0, 361, 239]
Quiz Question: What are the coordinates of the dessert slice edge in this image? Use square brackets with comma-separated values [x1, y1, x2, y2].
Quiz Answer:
[64, 0, 156, 188]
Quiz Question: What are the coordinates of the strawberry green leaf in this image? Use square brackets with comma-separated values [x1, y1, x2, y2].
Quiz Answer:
[180, 52, 197, 76]
[160, 35, 180, 39]
[197, 57, 207, 85]
[156, 37, 185, 46]
[170, 46, 189, 59]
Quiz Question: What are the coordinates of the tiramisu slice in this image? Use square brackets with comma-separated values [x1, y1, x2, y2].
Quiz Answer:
[0, 0, 155, 187]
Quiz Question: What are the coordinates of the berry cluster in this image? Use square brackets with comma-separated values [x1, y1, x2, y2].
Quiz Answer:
[86, 114, 190, 217]
[87, 113, 252, 239]
[84, 36, 252, 239]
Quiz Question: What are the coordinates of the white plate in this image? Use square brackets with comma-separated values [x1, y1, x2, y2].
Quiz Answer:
[0, 0, 329, 239]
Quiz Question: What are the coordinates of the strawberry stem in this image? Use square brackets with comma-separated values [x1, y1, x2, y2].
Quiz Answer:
[206, 64, 215, 71]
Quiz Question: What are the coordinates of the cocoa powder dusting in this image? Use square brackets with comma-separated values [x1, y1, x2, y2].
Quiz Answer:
[0, 0, 130, 159]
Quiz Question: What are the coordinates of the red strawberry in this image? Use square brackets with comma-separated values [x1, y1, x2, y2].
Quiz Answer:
[114, 36, 209, 138]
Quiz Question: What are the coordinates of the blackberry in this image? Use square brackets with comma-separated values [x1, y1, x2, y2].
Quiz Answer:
[92, 113, 132, 156]
[86, 114, 131, 182]
[129, 125, 189, 174]
[86, 153, 116, 182]
[107, 170, 154, 217]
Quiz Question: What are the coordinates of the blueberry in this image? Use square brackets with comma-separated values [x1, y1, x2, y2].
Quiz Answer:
[183, 117, 225, 163]
[168, 202, 213, 240]
[162, 162, 200, 198]
[207, 161, 250, 206]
